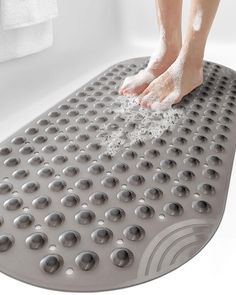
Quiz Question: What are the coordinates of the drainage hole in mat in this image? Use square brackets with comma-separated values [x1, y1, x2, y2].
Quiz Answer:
[116, 239, 124, 245]
[49, 245, 57, 251]
[159, 214, 166, 220]
[66, 268, 74, 275]
[97, 219, 104, 225]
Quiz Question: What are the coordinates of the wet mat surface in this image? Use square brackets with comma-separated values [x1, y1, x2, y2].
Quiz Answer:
[0, 57, 236, 292]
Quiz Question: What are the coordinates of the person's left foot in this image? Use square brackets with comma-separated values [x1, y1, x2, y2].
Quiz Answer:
[119, 39, 181, 97]
[137, 54, 204, 110]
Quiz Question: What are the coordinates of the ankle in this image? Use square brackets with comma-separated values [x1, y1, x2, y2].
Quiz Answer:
[178, 47, 203, 73]
[180, 41, 204, 68]
[147, 40, 181, 72]
[163, 35, 182, 57]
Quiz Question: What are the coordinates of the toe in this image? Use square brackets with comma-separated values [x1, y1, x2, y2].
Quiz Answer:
[137, 93, 147, 106]
[119, 77, 131, 94]
[120, 83, 138, 97]
[119, 70, 156, 98]
[137, 86, 150, 103]
[151, 101, 162, 111]
[119, 87, 124, 95]
[159, 93, 180, 110]
[140, 94, 155, 109]
[140, 97, 149, 108]
[119, 80, 128, 95]
[123, 87, 136, 97]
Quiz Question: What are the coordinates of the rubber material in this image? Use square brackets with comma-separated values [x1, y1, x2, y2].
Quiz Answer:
[0, 58, 236, 292]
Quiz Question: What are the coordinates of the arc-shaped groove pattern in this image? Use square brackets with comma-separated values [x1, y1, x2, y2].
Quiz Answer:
[137, 219, 214, 277]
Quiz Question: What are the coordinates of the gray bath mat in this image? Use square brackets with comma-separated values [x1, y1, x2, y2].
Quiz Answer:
[0, 57, 235, 292]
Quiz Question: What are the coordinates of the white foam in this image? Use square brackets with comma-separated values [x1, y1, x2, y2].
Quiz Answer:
[193, 10, 203, 31]
[120, 70, 156, 93]
[120, 33, 168, 93]
[98, 96, 185, 155]
[147, 36, 167, 71]
[160, 44, 188, 109]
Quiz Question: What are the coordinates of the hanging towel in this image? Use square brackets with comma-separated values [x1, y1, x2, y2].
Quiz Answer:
[0, 21, 53, 62]
[1, 0, 58, 30]
[0, 0, 58, 62]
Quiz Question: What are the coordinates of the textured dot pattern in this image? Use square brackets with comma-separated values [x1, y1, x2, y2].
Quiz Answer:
[0, 58, 235, 292]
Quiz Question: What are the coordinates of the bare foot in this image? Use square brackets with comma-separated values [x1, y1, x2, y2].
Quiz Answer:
[119, 40, 181, 97]
[138, 53, 203, 110]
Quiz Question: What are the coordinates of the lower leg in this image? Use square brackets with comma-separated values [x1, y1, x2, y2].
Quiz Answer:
[139, 0, 220, 110]
[147, 0, 182, 72]
[180, 0, 220, 70]
[119, 0, 182, 96]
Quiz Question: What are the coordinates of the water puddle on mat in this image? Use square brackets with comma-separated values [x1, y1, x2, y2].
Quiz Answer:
[98, 96, 186, 155]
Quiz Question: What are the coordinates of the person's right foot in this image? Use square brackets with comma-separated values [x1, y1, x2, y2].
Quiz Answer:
[137, 50, 204, 110]
[119, 40, 181, 97]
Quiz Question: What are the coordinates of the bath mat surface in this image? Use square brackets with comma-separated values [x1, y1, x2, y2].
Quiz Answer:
[0, 58, 236, 292]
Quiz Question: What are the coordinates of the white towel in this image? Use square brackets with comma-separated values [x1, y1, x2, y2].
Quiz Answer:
[1, 0, 58, 30]
[0, 0, 58, 62]
[0, 21, 54, 62]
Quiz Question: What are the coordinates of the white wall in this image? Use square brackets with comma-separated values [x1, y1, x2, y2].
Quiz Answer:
[0, 0, 121, 125]
[54, 0, 121, 54]
[117, 0, 236, 44]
